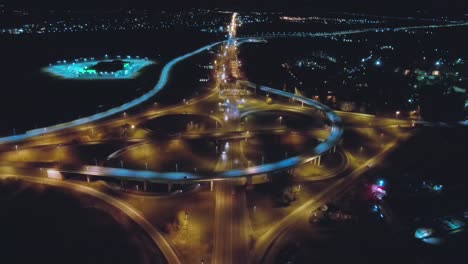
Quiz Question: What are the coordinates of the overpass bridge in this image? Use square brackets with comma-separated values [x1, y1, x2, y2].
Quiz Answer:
[47, 84, 343, 184]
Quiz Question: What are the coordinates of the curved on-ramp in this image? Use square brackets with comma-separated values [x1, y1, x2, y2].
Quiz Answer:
[0, 41, 222, 144]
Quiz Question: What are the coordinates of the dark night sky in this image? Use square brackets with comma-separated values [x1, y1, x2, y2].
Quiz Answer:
[2, 0, 467, 14]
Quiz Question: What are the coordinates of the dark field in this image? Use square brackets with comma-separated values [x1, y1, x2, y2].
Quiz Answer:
[0, 179, 166, 264]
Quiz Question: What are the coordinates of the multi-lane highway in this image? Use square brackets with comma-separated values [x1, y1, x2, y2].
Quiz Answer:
[212, 180, 251, 264]
[241, 21, 468, 39]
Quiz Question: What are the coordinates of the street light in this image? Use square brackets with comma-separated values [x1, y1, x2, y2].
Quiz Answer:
[57, 145, 62, 163]
[15, 145, 20, 160]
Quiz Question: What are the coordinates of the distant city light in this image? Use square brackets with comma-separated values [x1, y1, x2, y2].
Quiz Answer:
[373, 204, 379, 212]
[415, 228, 434, 239]
[378, 179, 385, 187]
[371, 184, 387, 200]
[433, 185, 443, 192]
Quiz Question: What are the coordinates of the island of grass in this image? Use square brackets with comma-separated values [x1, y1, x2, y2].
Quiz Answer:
[81, 60, 131, 75]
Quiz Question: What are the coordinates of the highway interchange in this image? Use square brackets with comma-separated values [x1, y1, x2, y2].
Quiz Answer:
[0, 12, 465, 264]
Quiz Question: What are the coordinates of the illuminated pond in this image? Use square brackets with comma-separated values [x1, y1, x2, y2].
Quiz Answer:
[43, 56, 154, 79]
